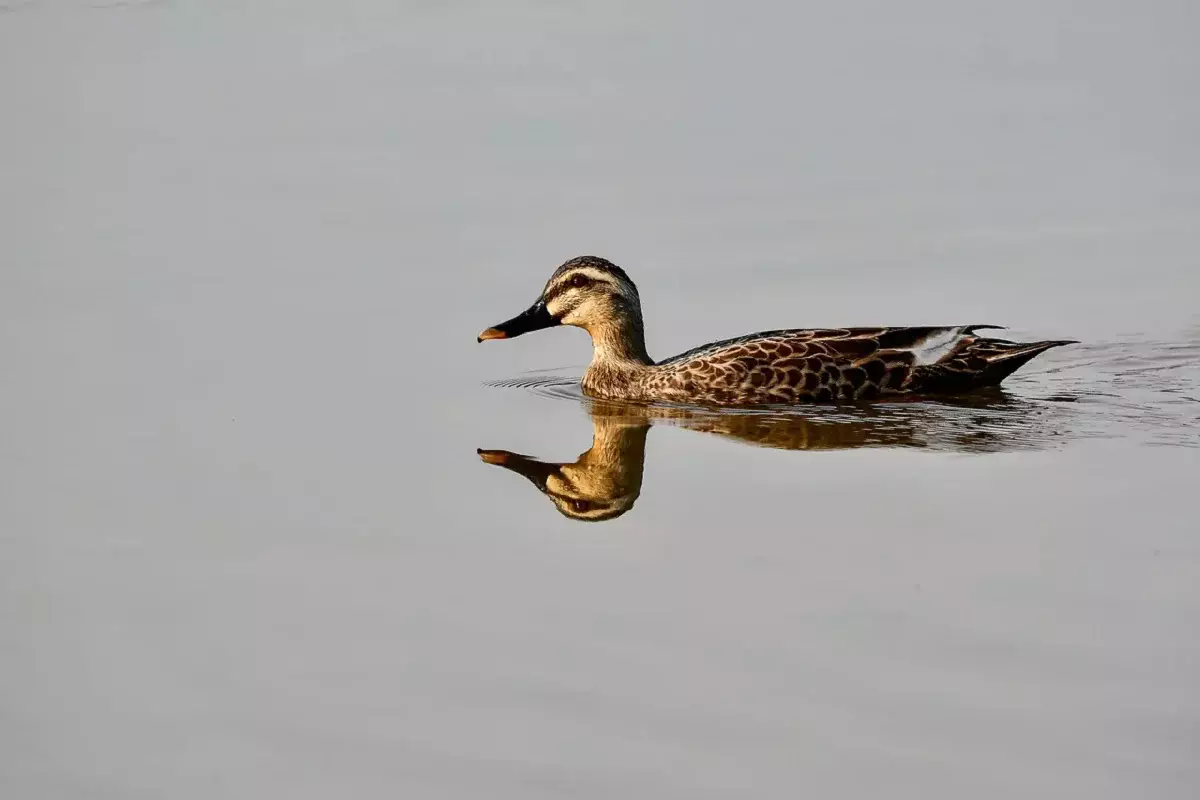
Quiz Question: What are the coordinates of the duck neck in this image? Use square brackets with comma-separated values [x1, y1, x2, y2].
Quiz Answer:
[584, 417, 649, 471]
[586, 314, 653, 369]
[578, 418, 649, 496]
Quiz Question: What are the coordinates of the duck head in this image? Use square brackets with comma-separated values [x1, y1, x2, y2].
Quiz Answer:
[477, 414, 649, 523]
[477, 257, 647, 360]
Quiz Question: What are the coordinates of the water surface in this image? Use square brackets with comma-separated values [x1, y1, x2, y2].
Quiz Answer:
[3, 2, 1198, 798]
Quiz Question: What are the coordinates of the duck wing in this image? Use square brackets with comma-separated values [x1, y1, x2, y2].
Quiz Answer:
[653, 326, 1073, 402]
[658, 325, 1004, 365]
[807, 326, 1076, 393]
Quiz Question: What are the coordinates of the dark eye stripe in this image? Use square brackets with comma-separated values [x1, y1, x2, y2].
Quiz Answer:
[545, 273, 594, 302]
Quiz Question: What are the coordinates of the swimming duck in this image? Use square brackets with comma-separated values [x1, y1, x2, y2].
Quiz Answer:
[478, 256, 1076, 405]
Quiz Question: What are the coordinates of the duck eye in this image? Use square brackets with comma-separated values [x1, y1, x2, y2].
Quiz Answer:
[571, 500, 592, 512]
[569, 274, 590, 289]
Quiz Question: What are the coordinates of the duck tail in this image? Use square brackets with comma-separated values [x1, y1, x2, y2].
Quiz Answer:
[981, 339, 1078, 383]
[911, 337, 1077, 394]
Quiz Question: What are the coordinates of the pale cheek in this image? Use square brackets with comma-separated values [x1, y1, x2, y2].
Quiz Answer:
[556, 302, 587, 326]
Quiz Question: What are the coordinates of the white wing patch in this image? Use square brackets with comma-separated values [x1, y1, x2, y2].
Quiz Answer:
[910, 327, 969, 365]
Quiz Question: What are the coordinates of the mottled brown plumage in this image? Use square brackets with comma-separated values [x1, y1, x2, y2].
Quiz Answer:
[479, 256, 1076, 405]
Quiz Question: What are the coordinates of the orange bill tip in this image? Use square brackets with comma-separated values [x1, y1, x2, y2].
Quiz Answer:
[477, 449, 510, 465]
[477, 328, 507, 342]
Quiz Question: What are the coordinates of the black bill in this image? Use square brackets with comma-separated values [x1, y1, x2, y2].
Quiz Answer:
[477, 299, 559, 342]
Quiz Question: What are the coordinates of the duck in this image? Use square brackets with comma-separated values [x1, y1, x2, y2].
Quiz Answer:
[477, 256, 1077, 405]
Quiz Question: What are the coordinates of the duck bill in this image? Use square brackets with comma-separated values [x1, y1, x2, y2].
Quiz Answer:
[477, 449, 559, 492]
[477, 299, 559, 342]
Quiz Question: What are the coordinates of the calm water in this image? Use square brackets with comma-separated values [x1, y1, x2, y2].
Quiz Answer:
[3, 2, 1199, 798]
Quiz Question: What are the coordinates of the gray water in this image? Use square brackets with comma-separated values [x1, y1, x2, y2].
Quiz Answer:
[3, 2, 1199, 798]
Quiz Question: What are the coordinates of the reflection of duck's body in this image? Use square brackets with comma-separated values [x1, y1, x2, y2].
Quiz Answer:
[479, 394, 1062, 522]
[479, 256, 1076, 406]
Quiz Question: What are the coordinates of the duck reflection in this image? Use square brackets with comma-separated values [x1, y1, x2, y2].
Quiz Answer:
[479, 414, 648, 523]
[479, 392, 1072, 523]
